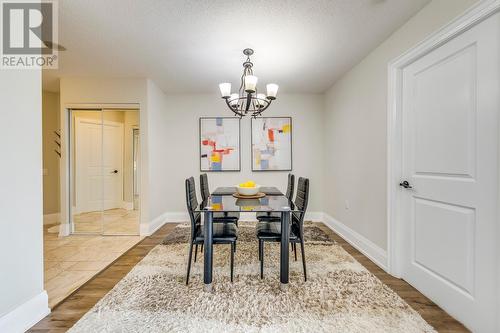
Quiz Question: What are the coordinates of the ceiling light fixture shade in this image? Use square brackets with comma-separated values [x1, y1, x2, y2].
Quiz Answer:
[244, 75, 258, 93]
[266, 83, 279, 100]
[219, 83, 231, 98]
[218, 48, 278, 117]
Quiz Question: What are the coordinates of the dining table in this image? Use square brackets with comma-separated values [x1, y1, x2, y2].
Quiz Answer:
[195, 186, 300, 292]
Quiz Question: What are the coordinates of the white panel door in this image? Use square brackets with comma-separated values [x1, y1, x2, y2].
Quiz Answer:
[102, 121, 124, 211]
[400, 13, 499, 332]
[75, 119, 103, 213]
[75, 118, 123, 213]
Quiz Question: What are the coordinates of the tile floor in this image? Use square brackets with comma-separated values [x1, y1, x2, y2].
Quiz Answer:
[72, 208, 139, 234]
[44, 224, 143, 308]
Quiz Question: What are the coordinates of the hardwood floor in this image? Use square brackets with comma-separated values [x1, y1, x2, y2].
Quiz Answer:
[30, 222, 468, 332]
[316, 224, 469, 333]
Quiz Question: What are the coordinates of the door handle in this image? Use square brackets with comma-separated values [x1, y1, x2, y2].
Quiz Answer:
[399, 180, 412, 189]
[111, 170, 118, 174]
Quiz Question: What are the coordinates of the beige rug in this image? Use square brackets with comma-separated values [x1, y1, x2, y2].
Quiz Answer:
[68, 223, 435, 332]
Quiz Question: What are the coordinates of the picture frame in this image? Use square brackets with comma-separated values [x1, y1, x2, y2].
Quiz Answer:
[199, 117, 241, 172]
[251, 116, 292, 171]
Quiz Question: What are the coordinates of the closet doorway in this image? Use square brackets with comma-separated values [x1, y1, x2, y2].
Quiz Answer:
[69, 108, 140, 235]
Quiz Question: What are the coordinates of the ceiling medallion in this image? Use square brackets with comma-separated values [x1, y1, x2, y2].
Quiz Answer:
[219, 48, 279, 117]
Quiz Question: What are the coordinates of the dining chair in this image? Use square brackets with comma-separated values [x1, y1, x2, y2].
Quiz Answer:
[185, 177, 237, 285]
[256, 177, 309, 281]
[200, 173, 240, 225]
[256, 173, 295, 222]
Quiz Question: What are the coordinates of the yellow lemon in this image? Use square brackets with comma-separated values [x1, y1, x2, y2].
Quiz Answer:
[239, 181, 256, 188]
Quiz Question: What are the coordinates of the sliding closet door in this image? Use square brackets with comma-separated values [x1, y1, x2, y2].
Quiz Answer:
[102, 109, 140, 235]
[70, 109, 140, 235]
[72, 110, 104, 233]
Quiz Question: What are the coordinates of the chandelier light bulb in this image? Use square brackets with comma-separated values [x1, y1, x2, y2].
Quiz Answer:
[219, 83, 231, 98]
[266, 83, 279, 100]
[256, 93, 267, 107]
[229, 93, 239, 106]
[244, 75, 258, 93]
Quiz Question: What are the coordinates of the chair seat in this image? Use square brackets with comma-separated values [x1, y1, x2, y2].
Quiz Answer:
[256, 221, 299, 241]
[195, 223, 238, 243]
[256, 212, 281, 222]
[213, 211, 240, 222]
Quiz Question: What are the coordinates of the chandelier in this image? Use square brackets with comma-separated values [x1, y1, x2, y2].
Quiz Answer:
[219, 48, 279, 117]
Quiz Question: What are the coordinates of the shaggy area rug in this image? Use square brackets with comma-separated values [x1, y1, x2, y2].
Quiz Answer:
[69, 222, 435, 332]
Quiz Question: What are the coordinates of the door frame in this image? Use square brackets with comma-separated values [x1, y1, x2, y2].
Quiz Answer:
[132, 127, 140, 210]
[387, 0, 500, 328]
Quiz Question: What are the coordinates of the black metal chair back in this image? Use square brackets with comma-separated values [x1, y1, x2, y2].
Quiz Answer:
[293, 177, 309, 225]
[185, 177, 200, 240]
[285, 173, 295, 201]
[200, 173, 210, 202]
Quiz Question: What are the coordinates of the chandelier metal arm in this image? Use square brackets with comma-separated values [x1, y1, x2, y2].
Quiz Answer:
[224, 97, 245, 117]
[252, 99, 272, 117]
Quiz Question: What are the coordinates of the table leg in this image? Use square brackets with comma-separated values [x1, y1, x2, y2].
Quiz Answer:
[280, 211, 290, 289]
[203, 210, 213, 292]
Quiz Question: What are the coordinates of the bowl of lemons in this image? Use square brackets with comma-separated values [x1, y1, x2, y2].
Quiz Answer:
[236, 181, 261, 196]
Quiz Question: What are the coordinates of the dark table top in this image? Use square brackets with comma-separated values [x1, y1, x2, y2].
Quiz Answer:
[195, 187, 298, 213]
[211, 186, 283, 196]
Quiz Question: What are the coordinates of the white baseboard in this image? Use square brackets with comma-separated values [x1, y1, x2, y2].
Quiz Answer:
[59, 223, 70, 236]
[239, 212, 257, 221]
[0, 291, 50, 333]
[43, 213, 60, 225]
[121, 201, 134, 210]
[305, 211, 323, 222]
[322, 213, 388, 271]
[163, 212, 189, 222]
[140, 211, 325, 225]
[140, 212, 186, 236]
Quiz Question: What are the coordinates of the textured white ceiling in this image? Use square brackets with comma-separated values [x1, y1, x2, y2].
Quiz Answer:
[43, 0, 430, 93]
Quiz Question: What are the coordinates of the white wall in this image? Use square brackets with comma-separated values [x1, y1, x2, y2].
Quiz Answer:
[146, 80, 172, 226]
[156, 93, 325, 215]
[42, 92, 61, 216]
[323, 0, 479, 250]
[0, 70, 49, 331]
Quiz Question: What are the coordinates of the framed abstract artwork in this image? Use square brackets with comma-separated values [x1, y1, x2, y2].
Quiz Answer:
[199, 117, 241, 172]
[251, 117, 292, 171]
